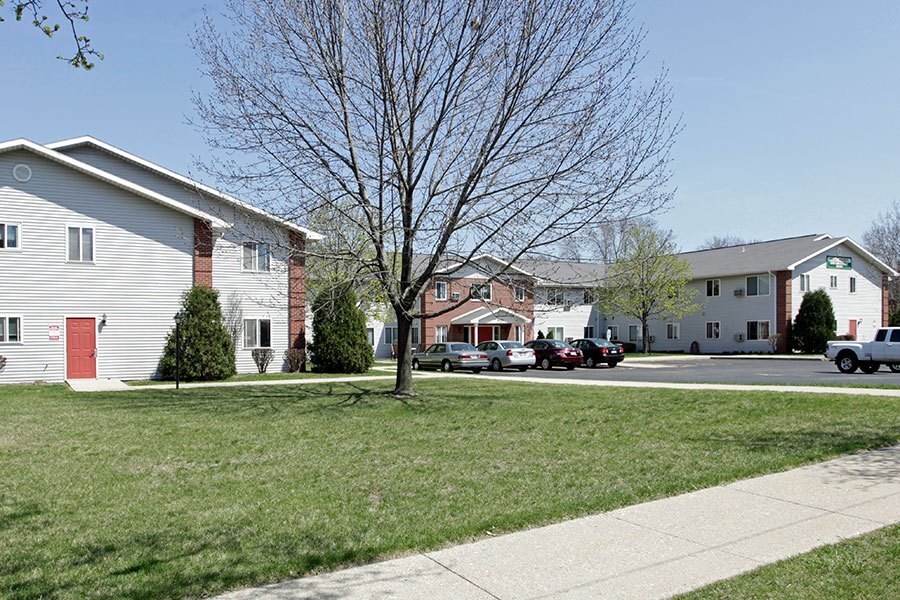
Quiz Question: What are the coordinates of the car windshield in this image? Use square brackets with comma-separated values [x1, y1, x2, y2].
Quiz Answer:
[450, 343, 476, 351]
[547, 340, 570, 348]
[499, 341, 524, 348]
[590, 338, 617, 347]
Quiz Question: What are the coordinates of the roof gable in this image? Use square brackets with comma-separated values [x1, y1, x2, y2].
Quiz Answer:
[46, 136, 322, 240]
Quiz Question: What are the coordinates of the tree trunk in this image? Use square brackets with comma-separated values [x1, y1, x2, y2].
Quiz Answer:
[642, 320, 650, 354]
[393, 310, 415, 396]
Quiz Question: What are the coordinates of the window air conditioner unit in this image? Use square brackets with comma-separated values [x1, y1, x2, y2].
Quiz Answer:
[734, 289, 744, 297]
[450, 292, 460, 301]
[734, 333, 744, 342]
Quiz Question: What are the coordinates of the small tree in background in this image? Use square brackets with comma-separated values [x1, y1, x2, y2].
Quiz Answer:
[545, 330, 554, 340]
[792, 289, 836, 353]
[536, 330, 545, 340]
[309, 284, 374, 374]
[159, 286, 236, 381]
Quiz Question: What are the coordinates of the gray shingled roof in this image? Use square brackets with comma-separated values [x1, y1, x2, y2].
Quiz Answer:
[409, 234, 895, 286]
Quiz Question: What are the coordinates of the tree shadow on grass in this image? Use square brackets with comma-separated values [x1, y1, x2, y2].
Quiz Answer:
[690, 428, 900, 461]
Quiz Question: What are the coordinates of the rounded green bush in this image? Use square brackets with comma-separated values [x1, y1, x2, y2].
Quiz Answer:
[792, 289, 837, 353]
[309, 284, 374, 373]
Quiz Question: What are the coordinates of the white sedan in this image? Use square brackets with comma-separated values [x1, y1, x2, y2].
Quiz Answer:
[475, 340, 536, 372]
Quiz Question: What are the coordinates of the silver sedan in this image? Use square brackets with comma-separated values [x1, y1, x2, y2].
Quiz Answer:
[412, 342, 489, 373]
[475, 340, 535, 372]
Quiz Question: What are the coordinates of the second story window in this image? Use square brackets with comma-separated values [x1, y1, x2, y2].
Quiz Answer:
[515, 286, 526, 302]
[434, 281, 448, 300]
[706, 279, 720, 297]
[243, 242, 270, 272]
[746, 274, 770, 296]
[67, 226, 94, 262]
[471, 283, 492, 301]
[547, 288, 564, 305]
[0, 223, 19, 249]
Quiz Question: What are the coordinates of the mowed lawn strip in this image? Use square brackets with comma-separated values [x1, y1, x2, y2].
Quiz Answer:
[0, 380, 897, 599]
[677, 524, 900, 600]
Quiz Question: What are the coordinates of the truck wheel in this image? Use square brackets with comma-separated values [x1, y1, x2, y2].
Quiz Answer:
[890, 364, 900, 373]
[836, 352, 858, 374]
[860, 362, 880, 374]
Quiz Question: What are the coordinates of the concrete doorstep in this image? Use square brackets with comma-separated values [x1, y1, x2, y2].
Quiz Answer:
[217, 445, 900, 600]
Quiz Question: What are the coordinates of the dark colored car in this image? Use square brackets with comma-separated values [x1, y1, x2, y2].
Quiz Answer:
[524, 339, 583, 370]
[570, 338, 625, 368]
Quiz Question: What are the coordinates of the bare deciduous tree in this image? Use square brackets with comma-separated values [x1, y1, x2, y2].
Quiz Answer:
[863, 200, 900, 311]
[192, 0, 678, 395]
[697, 235, 760, 250]
[1, 0, 102, 68]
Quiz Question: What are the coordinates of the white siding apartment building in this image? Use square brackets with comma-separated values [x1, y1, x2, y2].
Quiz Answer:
[0, 136, 320, 384]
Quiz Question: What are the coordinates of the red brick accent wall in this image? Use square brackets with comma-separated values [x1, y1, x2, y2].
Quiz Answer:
[883, 274, 890, 327]
[288, 231, 307, 349]
[775, 270, 792, 353]
[419, 276, 534, 347]
[193, 219, 213, 287]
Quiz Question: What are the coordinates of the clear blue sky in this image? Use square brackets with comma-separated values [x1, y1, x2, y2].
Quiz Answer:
[2, 1, 898, 251]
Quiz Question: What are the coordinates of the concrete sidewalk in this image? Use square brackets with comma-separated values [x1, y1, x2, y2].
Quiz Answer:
[218, 445, 899, 600]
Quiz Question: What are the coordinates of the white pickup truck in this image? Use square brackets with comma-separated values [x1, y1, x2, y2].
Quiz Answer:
[825, 327, 900, 374]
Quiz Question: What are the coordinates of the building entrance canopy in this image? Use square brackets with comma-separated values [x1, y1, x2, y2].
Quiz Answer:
[450, 306, 529, 325]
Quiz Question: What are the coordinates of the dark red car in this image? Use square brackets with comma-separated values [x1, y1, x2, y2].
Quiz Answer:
[524, 339, 583, 370]
[570, 338, 625, 368]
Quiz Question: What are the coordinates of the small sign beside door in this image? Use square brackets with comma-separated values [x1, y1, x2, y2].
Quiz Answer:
[48, 325, 61, 341]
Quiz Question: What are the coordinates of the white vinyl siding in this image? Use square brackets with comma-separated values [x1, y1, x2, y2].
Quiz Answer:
[0, 149, 195, 383]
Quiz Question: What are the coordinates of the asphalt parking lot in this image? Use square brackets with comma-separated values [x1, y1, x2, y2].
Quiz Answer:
[478, 356, 900, 386]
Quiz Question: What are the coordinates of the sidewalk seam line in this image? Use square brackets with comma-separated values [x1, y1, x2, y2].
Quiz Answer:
[421, 553, 504, 600]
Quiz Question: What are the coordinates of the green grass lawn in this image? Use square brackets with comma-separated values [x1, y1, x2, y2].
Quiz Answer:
[125, 369, 385, 386]
[0, 379, 897, 599]
[678, 524, 899, 599]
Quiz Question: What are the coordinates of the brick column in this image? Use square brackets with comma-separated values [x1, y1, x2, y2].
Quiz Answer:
[883, 274, 890, 327]
[288, 231, 307, 349]
[193, 219, 213, 287]
[775, 270, 792, 353]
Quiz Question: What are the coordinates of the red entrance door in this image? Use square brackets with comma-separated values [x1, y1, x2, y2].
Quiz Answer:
[66, 318, 96, 379]
[477, 326, 495, 343]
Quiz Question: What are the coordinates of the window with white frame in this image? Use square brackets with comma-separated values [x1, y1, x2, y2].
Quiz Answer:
[799, 274, 810, 292]
[746, 275, 770, 296]
[547, 326, 564, 340]
[706, 321, 720, 339]
[384, 326, 398, 345]
[547, 288, 564, 305]
[0, 223, 20, 249]
[583, 326, 595, 338]
[242, 242, 270, 272]
[434, 281, 448, 300]
[666, 323, 680, 340]
[471, 282, 492, 301]
[515, 286, 526, 302]
[628, 324, 640, 341]
[746, 320, 770, 341]
[0, 316, 22, 343]
[435, 325, 448, 343]
[243, 318, 272, 348]
[411, 327, 420, 346]
[67, 226, 94, 262]
[607, 325, 619, 340]
[706, 279, 720, 297]
[850, 276, 857, 294]
[830, 275, 838, 289]
[514, 325, 523, 342]
[366, 328, 375, 346]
